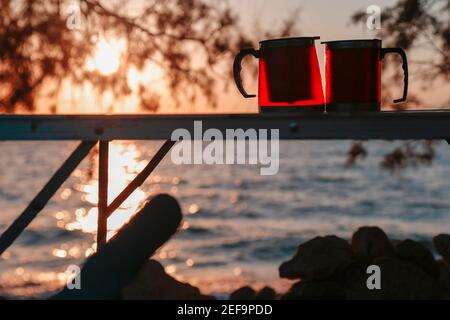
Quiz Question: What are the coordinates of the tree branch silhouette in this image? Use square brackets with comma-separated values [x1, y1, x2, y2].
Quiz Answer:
[0, 0, 299, 113]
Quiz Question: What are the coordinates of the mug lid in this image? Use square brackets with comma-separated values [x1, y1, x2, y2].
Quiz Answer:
[321, 39, 381, 49]
[260, 36, 320, 48]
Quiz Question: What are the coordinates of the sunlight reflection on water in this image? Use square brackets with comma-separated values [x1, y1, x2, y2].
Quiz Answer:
[66, 142, 149, 242]
[1, 140, 450, 298]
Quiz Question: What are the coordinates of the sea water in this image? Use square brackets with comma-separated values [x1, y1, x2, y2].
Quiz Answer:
[0, 140, 449, 298]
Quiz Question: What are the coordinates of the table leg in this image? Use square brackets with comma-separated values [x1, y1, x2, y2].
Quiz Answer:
[97, 141, 109, 250]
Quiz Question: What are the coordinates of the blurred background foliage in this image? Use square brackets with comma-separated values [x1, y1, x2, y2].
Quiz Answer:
[0, 0, 449, 169]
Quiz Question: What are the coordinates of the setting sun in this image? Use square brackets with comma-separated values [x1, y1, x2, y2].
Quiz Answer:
[86, 38, 126, 75]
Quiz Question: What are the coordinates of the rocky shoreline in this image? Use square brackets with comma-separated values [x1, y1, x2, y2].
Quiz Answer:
[277, 228, 450, 300]
[122, 227, 450, 300]
[1, 194, 449, 300]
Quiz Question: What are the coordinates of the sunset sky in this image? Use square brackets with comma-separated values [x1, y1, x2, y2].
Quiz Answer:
[52, 0, 448, 114]
[232, 0, 397, 38]
[225, 0, 448, 113]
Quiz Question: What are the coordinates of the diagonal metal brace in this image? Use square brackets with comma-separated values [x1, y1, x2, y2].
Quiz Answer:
[105, 139, 175, 218]
[0, 141, 97, 255]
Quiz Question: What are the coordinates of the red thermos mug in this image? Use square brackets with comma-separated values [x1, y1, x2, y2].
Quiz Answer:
[322, 39, 408, 112]
[233, 37, 325, 113]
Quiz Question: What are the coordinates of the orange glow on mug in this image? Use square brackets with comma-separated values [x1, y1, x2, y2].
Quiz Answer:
[233, 37, 324, 113]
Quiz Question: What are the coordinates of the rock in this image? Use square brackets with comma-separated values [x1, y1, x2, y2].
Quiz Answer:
[352, 257, 441, 299]
[122, 260, 212, 300]
[229, 286, 256, 300]
[229, 286, 276, 300]
[433, 234, 450, 264]
[341, 262, 378, 299]
[351, 226, 394, 263]
[279, 236, 352, 281]
[281, 281, 346, 300]
[395, 239, 439, 279]
[343, 261, 367, 284]
[255, 286, 276, 300]
[439, 265, 450, 296]
[437, 259, 447, 268]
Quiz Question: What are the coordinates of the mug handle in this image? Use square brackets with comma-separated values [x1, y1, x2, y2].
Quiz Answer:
[233, 48, 260, 98]
[381, 47, 409, 103]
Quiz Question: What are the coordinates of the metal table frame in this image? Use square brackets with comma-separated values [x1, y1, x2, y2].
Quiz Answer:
[0, 111, 449, 253]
